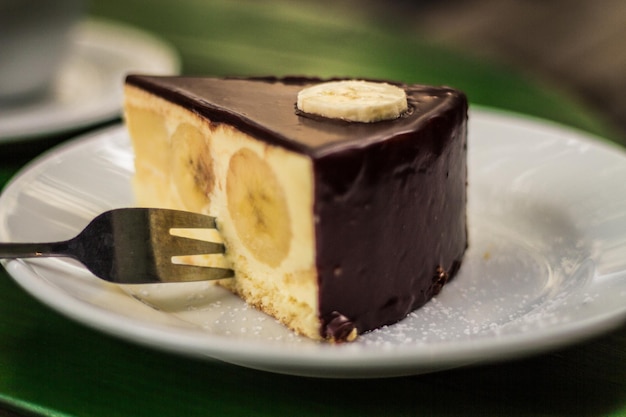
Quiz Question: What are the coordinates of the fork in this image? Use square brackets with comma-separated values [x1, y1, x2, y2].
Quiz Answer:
[0, 208, 234, 284]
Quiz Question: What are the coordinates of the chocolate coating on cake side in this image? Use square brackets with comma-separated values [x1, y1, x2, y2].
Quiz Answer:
[314, 98, 467, 339]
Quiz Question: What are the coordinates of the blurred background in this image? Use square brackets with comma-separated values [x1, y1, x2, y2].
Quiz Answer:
[363, 0, 626, 144]
[88, 0, 626, 146]
[1, 2, 626, 416]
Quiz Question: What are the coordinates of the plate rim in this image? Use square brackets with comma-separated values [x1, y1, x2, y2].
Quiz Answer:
[1, 107, 626, 377]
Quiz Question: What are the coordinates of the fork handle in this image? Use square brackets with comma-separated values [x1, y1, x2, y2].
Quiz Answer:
[0, 241, 72, 259]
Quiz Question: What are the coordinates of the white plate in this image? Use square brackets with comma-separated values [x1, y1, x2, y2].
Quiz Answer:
[1, 109, 626, 378]
[0, 19, 179, 142]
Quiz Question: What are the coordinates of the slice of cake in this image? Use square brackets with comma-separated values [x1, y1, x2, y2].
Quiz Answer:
[124, 75, 468, 342]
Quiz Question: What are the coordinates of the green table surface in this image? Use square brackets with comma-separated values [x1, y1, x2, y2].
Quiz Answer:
[1, 1, 625, 415]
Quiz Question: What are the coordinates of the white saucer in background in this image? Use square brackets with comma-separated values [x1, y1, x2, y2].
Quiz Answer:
[0, 19, 180, 143]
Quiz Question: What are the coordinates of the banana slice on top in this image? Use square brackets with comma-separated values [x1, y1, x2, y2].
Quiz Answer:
[296, 80, 408, 123]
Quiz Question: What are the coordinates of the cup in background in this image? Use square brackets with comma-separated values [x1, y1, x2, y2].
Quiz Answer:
[0, 0, 85, 104]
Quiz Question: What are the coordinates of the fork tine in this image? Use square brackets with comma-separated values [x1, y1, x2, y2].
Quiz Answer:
[158, 235, 226, 257]
[145, 208, 227, 257]
[158, 263, 234, 282]
[149, 208, 217, 229]
[147, 208, 234, 282]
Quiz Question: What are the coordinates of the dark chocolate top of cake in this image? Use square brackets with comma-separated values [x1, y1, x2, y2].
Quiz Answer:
[125, 75, 467, 158]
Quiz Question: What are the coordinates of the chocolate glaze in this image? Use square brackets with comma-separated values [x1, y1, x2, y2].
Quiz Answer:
[125, 75, 468, 341]
[323, 311, 357, 342]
